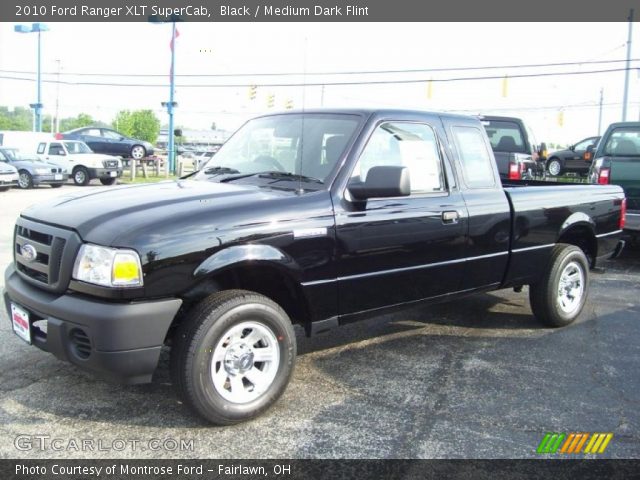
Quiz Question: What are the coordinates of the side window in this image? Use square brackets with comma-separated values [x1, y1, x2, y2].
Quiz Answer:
[573, 138, 593, 151]
[48, 143, 64, 156]
[37, 143, 46, 154]
[85, 128, 102, 137]
[352, 122, 445, 194]
[452, 126, 495, 188]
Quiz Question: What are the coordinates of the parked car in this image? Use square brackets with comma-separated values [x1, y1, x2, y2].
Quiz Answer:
[0, 156, 18, 191]
[480, 115, 547, 180]
[0, 147, 68, 189]
[58, 127, 154, 160]
[588, 122, 640, 241]
[546, 136, 600, 176]
[35, 140, 122, 186]
[5, 109, 624, 425]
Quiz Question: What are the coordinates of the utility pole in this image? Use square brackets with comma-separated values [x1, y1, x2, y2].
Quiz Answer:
[622, 8, 633, 121]
[55, 59, 61, 133]
[598, 88, 604, 136]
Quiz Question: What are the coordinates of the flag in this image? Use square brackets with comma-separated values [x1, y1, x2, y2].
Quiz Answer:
[169, 26, 180, 77]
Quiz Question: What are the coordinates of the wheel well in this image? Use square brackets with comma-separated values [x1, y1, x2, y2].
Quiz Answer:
[557, 225, 597, 267]
[169, 264, 310, 341]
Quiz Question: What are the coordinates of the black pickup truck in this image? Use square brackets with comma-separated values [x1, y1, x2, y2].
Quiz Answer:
[4, 109, 625, 425]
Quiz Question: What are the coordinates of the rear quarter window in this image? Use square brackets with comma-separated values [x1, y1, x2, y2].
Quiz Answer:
[603, 127, 640, 156]
[452, 126, 496, 189]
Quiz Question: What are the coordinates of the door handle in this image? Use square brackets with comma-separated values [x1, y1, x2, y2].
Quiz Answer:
[442, 210, 459, 224]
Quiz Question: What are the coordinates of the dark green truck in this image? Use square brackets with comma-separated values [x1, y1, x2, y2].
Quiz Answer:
[589, 122, 640, 241]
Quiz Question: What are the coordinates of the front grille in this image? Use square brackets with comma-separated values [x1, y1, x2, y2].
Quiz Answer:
[104, 160, 118, 168]
[50, 168, 62, 173]
[69, 328, 92, 359]
[13, 218, 80, 293]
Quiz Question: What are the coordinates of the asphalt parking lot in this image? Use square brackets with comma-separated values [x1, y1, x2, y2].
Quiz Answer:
[0, 184, 638, 459]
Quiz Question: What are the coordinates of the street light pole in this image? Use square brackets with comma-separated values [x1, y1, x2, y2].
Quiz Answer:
[622, 9, 634, 121]
[14, 23, 48, 132]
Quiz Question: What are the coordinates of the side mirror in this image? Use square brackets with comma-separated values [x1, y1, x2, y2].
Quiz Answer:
[539, 142, 548, 161]
[584, 144, 595, 161]
[569, 144, 575, 151]
[348, 165, 410, 201]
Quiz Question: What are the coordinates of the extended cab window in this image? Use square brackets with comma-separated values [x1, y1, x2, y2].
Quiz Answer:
[603, 127, 640, 156]
[452, 126, 495, 188]
[37, 143, 46, 154]
[352, 122, 445, 193]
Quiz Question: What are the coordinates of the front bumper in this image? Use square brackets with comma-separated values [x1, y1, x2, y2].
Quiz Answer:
[4, 264, 182, 384]
[625, 211, 640, 233]
[33, 173, 69, 185]
[87, 168, 123, 180]
[0, 174, 19, 187]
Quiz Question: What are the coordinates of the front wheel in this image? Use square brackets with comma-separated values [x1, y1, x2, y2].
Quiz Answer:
[529, 244, 589, 327]
[100, 177, 117, 186]
[171, 290, 296, 425]
[73, 167, 90, 186]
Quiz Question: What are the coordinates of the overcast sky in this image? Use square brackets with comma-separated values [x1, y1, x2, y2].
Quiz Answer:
[0, 22, 639, 144]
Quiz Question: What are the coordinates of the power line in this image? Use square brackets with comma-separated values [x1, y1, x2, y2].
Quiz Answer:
[0, 67, 637, 88]
[0, 58, 638, 78]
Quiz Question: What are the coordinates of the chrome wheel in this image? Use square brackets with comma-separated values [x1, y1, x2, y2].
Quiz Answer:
[74, 170, 86, 184]
[210, 321, 280, 404]
[131, 145, 146, 160]
[548, 160, 561, 176]
[556, 261, 584, 315]
[18, 172, 32, 189]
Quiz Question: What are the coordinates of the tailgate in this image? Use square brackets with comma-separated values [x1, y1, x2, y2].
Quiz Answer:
[610, 158, 640, 211]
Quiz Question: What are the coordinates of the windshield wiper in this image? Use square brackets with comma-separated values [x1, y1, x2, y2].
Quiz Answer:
[220, 171, 323, 184]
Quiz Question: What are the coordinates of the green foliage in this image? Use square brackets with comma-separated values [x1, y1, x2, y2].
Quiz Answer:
[60, 113, 97, 132]
[112, 110, 160, 143]
[0, 106, 32, 131]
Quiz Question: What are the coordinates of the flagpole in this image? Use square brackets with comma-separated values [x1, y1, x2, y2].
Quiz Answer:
[168, 20, 176, 174]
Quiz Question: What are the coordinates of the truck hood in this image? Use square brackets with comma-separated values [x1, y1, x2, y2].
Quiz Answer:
[21, 179, 293, 245]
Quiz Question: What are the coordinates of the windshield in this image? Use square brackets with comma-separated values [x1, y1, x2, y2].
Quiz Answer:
[64, 141, 93, 154]
[603, 127, 640, 156]
[1, 148, 38, 161]
[483, 120, 526, 153]
[194, 113, 361, 186]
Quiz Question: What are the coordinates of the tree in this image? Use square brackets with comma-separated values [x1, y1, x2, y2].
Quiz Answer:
[0, 106, 32, 131]
[59, 113, 97, 132]
[112, 110, 160, 143]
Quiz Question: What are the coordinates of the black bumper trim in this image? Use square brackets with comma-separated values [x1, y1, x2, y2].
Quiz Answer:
[4, 264, 182, 384]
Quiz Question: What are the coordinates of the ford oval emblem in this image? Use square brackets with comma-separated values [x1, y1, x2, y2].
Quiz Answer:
[21, 244, 37, 263]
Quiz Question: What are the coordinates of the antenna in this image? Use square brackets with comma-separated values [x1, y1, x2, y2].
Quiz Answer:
[298, 37, 308, 194]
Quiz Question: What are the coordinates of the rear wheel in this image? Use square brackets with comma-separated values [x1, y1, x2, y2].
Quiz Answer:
[73, 167, 90, 186]
[130, 145, 146, 160]
[547, 158, 563, 176]
[529, 244, 589, 327]
[100, 177, 117, 186]
[0, 186, 9, 192]
[171, 290, 296, 425]
[18, 171, 33, 189]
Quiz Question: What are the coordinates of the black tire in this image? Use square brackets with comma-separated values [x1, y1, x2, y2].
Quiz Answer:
[18, 170, 33, 189]
[100, 177, 117, 186]
[529, 244, 589, 328]
[73, 167, 90, 186]
[50, 183, 63, 188]
[130, 145, 146, 160]
[0, 186, 9, 192]
[170, 289, 296, 425]
[547, 158, 563, 176]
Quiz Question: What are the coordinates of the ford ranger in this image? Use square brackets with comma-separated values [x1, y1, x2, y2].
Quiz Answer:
[3, 109, 625, 425]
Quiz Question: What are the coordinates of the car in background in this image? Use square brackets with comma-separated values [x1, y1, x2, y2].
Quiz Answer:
[0, 156, 18, 191]
[480, 115, 546, 180]
[0, 147, 68, 189]
[58, 127, 154, 160]
[36, 140, 122, 186]
[589, 122, 640, 241]
[546, 136, 600, 176]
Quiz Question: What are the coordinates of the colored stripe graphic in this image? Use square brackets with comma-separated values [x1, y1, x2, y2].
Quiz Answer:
[537, 433, 566, 453]
[541, 433, 614, 454]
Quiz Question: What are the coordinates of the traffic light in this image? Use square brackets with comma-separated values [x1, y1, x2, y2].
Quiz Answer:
[426, 79, 433, 99]
[284, 99, 294, 110]
[248, 85, 257, 101]
[557, 110, 564, 127]
[267, 93, 275, 108]
[501, 75, 508, 98]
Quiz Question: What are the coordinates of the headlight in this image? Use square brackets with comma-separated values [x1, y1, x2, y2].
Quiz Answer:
[34, 168, 49, 174]
[72, 244, 143, 288]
